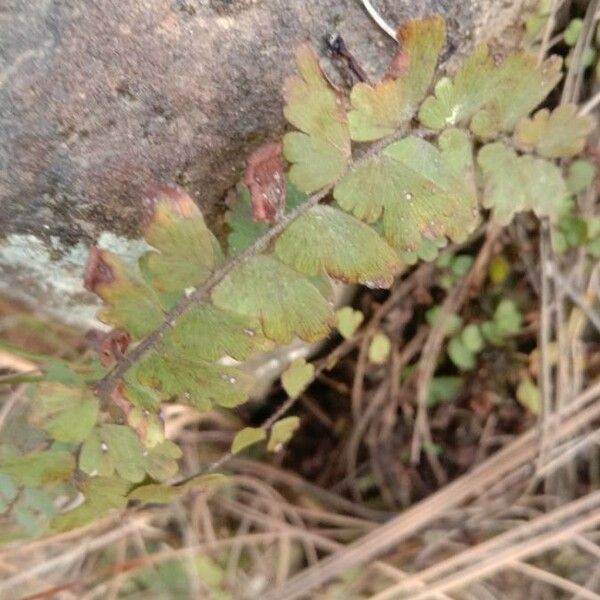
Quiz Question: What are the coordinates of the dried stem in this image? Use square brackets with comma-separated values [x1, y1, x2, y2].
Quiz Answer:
[262, 380, 600, 600]
[410, 222, 502, 469]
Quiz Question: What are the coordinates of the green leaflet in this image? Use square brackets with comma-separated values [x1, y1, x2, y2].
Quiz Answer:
[85, 248, 164, 339]
[127, 407, 165, 448]
[368, 333, 391, 364]
[139, 186, 223, 308]
[470, 53, 562, 138]
[79, 425, 181, 483]
[267, 417, 301, 451]
[427, 376, 463, 407]
[492, 299, 522, 337]
[28, 383, 98, 444]
[334, 131, 478, 251]
[478, 142, 567, 225]
[127, 353, 253, 411]
[336, 306, 364, 340]
[426, 307, 463, 335]
[212, 255, 334, 344]
[401, 236, 448, 265]
[566, 160, 597, 195]
[419, 45, 562, 136]
[461, 324, 484, 353]
[164, 304, 268, 363]
[419, 45, 495, 129]
[516, 377, 541, 415]
[231, 427, 266, 454]
[281, 358, 315, 399]
[349, 17, 445, 141]
[513, 105, 595, 158]
[283, 44, 351, 192]
[448, 336, 476, 371]
[275, 205, 401, 287]
[128, 473, 228, 504]
[227, 181, 308, 255]
[0, 449, 75, 488]
[52, 477, 130, 532]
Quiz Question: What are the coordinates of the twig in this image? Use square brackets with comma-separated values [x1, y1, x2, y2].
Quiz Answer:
[410, 222, 502, 474]
[561, 0, 600, 104]
[510, 561, 600, 600]
[372, 491, 600, 600]
[0, 384, 27, 433]
[579, 90, 600, 116]
[538, 220, 555, 474]
[261, 379, 600, 600]
[220, 495, 455, 600]
[537, 0, 564, 65]
[0, 516, 154, 596]
[176, 262, 434, 487]
[550, 263, 600, 334]
[359, 0, 397, 40]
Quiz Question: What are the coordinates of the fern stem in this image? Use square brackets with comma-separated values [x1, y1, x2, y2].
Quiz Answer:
[96, 130, 412, 403]
[95, 186, 330, 403]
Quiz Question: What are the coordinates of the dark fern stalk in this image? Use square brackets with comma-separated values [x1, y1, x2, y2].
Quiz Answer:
[95, 131, 407, 405]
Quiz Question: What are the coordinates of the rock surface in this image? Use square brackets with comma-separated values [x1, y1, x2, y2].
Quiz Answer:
[0, 0, 527, 326]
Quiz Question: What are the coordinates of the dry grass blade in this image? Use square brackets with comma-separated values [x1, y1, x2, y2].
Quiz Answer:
[410, 223, 502, 474]
[509, 561, 600, 600]
[373, 491, 600, 600]
[372, 490, 600, 599]
[263, 381, 600, 600]
[0, 516, 154, 597]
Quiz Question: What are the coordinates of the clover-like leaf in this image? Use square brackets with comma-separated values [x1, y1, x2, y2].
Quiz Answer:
[85, 248, 164, 339]
[419, 45, 562, 136]
[140, 185, 223, 303]
[80, 425, 181, 483]
[52, 476, 130, 532]
[28, 383, 98, 444]
[275, 205, 401, 287]
[128, 473, 228, 504]
[426, 307, 463, 335]
[349, 17, 445, 141]
[514, 105, 595, 158]
[281, 358, 315, 399]
[427, 376, 463, 407]
[493, 299, 522, 337]
[231, 427, 266, 455]
[478, 142, 567, 225]
[461, 324, 484, 353]
[164, 304, 268, 363]
[267, 417, 301, 452]
[401, 236, 448, 265]
[368, 332, 391, 364]
[469, 53, 562, 138]
[336, 306, 364, 339]
[566, 159, 597, 195]
[448, 336, 476, 371]
[80, 425, 146, 483]
[516, 377, 541, 414]
[0, 449, 75, 487]
[212, 255, 334, 344]
[419, 45, 495, 129]
[128, 353, 253, 411]
[334, 133, 478, 251]
[127, 407, 165, 448]
[283, 44, 351, 192]
[488, 255, 510, 285]
[141, 440, 181, 481]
